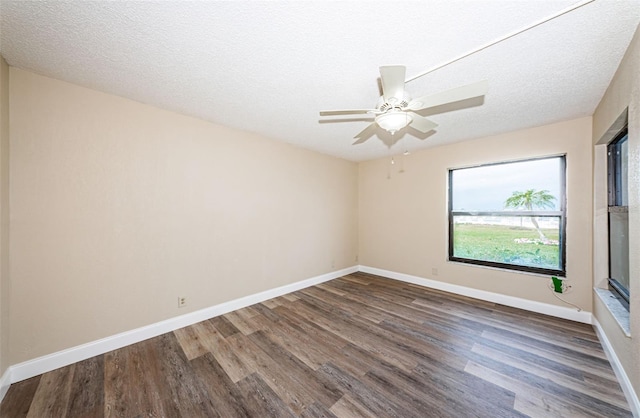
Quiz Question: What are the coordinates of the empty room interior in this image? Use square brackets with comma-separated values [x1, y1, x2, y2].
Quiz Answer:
[0, 1, 639, 417]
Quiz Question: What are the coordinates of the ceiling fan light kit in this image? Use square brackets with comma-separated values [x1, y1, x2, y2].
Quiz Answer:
[375, 110, 412, 135]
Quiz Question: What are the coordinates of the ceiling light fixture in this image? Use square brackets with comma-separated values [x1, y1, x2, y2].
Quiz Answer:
[375, 110, 412, 135]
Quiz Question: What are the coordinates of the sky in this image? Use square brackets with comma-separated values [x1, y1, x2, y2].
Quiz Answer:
[451, 157, 562, 211]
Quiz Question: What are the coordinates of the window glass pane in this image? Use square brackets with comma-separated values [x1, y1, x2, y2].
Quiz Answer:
[620, 137, 628, 206]
[452, 158, 561, 211]
[609, 210, 629, 291]
[453, 215, 561, 270]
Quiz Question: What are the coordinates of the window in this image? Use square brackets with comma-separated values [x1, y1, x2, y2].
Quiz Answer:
[607, 127, 629, 309]
[448, 156, 566, 276]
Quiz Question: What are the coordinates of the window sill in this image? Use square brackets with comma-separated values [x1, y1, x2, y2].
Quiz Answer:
[447, 259, 562, 279]
[594, 287, 630, 337]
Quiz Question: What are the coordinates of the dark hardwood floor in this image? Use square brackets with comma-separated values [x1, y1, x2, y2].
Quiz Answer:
[1, 273, 632, 417]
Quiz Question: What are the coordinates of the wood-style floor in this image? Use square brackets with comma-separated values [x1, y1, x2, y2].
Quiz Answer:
[0, 273, 631, 417]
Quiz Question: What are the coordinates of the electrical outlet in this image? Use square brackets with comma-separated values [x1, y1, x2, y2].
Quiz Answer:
[178, 296, 187, 308]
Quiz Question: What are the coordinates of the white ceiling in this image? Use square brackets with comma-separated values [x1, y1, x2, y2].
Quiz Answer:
[1, 1, 638, 162]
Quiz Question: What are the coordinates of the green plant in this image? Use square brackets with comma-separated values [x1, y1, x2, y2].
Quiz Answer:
[504, 189, 556, 240]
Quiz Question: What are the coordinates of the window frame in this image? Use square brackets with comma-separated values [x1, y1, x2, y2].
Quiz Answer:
[607, 127, 630, 308]
[448, 155, 567, 277]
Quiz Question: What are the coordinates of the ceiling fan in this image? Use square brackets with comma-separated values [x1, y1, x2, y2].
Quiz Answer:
[320, 66, 488, 144]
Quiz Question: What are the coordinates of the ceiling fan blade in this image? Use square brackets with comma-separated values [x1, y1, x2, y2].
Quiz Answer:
[408, 113, 438, 133]
[380, 65, 406, 103]
[352, 136, 371, 145]
[353, 122, 378, 143]
[409, 80, 488, 111]
[319, 109, 378, 116]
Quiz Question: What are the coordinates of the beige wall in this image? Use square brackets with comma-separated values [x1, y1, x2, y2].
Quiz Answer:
[0, 56, 9, 376]
[359, 117, 593, 310]
[593, 25, 640, 400]
[8, 68, 358, 364]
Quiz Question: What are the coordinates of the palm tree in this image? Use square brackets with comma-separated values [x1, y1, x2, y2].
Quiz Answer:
[504, 189, 556, 240]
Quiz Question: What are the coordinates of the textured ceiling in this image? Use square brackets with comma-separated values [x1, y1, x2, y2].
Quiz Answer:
[1, 1, 639, 161]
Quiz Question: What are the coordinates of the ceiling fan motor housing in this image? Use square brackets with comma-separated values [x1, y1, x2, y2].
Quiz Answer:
[376, 93, 411, 112]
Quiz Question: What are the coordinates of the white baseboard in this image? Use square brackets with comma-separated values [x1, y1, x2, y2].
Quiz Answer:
[0, 367, 10, 401]
[358, 265, 593, 324]
[6, 266, 358, 389]
[593, 318, 640, 417]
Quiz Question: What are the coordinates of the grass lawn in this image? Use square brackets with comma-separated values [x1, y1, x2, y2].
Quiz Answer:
[453, 223, 560, 270]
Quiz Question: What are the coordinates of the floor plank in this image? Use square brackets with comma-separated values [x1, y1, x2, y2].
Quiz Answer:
[190, 353, 250, 418]
[0, 376, 40, 418]
[25, 364, 74, 418]
[236, 373, 297, 418]
[66, 356, 104, 417]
